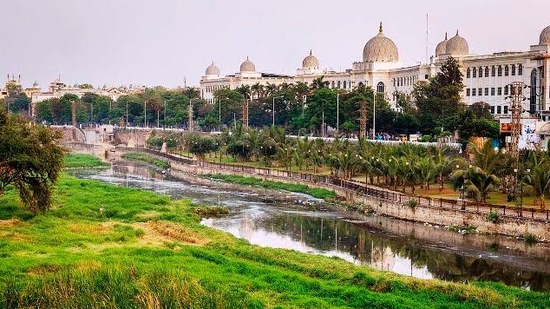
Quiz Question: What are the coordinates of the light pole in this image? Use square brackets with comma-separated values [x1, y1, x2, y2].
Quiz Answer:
[456, 164, 465, 210]
[144, 100, 147, 128]
[372, 91, 376, 140]
[336, 93, 340, 136]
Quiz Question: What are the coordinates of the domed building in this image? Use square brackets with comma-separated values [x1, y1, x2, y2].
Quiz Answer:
[362, 23, 399, 63]
[435, 33, 448, 57]
[540, 25, 550, 45]
[297, 50, 322, 76]
[204, 61, 220, 79]
[445, 31, 469, 56]
[200, 23, 550, 136]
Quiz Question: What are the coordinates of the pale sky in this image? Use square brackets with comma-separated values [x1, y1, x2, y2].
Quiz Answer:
[1, 0, 549, 89]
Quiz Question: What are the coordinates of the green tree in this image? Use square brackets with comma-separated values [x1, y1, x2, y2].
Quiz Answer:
[0, 111, 66, 213]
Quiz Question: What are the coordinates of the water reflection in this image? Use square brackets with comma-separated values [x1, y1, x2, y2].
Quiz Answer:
[71, 164, 550, 291]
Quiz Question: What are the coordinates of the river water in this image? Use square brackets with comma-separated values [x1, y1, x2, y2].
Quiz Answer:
[72, 163, 550, 292]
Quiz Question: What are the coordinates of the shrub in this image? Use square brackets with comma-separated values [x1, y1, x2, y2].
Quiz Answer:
[486, 210, 499, 223]
[408, 199, 418, 209]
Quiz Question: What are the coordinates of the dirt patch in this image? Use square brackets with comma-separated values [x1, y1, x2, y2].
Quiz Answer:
[0, 219, 21, 227]
[140, 221, 209, 246]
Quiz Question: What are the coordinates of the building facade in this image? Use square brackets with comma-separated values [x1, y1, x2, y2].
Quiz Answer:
[200, 24, 550, 122]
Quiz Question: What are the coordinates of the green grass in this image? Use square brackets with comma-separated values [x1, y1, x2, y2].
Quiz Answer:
[122, 152, 171, 170]
[0, 174, 549, 308]
[207, 174, 337, 200]
[64, 153, 111, 168]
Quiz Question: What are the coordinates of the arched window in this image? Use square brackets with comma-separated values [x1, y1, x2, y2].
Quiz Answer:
[392, 79, 396, 87]
[331, 81, 335, 88]
[376, 82, 385, 93]
[337, 81, 341, 88]
[343, 81, 347, 89]
[491, 66, 496, 76]
[472, 67, 477, 78]
[518, 64, 523, 75]
[511, 64, 516, 76]
[466, 68, 471, 78]
[479, 67, 483, 78]
[485, 67, 489, 77]
[504, 65, 509, 76]
[498, 66, 502, 76]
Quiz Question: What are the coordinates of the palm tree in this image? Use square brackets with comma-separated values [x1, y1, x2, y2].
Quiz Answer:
[523, 160, 550, 209]
[310, 76, 329, 90]
[453, 165, 500, 203]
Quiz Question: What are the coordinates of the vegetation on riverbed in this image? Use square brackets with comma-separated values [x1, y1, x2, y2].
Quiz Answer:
[122, 152, 171, 170]
[64, 153, 111, 168]
[1, 155, 549, 308]
[207, 173, 337, 200]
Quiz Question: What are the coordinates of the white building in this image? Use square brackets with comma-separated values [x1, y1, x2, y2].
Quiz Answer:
[200, 23, 550, 121]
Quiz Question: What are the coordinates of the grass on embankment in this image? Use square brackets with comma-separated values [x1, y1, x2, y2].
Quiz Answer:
[64, 153, 111, 168]
[122, 152, 171, 170]
[207, 174, 337, 201]
[0, 155, 549, 308]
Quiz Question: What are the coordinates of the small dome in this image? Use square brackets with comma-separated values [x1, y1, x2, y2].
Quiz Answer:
[240, 57, 256, 72]
[362, 23, 399, 63]
[302, 50, 320, 69]
[540, 25, 550, 45]
[435, 33, 448, 57]
[205, 61, 220, 76]
[445, 30, 469, 56]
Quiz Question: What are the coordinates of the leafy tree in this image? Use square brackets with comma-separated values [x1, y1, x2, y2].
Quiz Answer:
[414, 57, 465, 135]
[0, 111, 66, 213]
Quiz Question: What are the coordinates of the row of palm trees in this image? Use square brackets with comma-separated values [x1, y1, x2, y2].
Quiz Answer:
[173, 126, 550, 209]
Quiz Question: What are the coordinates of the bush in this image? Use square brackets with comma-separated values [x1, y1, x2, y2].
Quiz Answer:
[486, 210, 499, 223]
[408, 199, 418, 209]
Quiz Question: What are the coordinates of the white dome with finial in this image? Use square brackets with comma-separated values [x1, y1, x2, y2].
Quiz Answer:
[240, 57, 256, 72]
[540, 25, 550, 45]
[205, 61, 220, 76]
[302, 50, 320, 69]
[446, 30, 469, 56]
[435, 33, 448, 57]
[362, 22, 399, 63]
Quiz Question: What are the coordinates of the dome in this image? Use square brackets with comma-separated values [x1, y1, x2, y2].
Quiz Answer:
[240, 57, 256, 72]
[362, 23, 399, 63]
[435, 33, 448, 57]
[539, 25, 550, 45]
[205, 61, 220, 76]
[445, 31, 469, 56]
[302, 50, 320, 69]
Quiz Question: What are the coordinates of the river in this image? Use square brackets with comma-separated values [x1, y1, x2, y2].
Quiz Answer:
[71, 163, 550, 291]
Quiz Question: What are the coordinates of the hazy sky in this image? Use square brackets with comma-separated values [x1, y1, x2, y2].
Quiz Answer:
[1, 0, 549, 89]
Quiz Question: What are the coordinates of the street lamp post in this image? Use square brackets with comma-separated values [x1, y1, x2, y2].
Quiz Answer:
[456, 164, 465, 210]
[336, 93, 340, 136]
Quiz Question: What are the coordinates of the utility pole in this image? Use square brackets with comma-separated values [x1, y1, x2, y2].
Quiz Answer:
[508, 81, 527, 201]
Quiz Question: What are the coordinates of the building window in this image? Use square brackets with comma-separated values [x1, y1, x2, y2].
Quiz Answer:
[511, 64, 516, 76]
[485, 67, 489, 77]
[424, 74, 429, 79]
[491, 66, 496, 76]
[376, 82, 385, 93]
[479, 67, 484, 78]
[473, 67, 477, 78]
[331, 81, 335, 88]
[478, 88, 482, 95]
[337, 81, 341, 88]
[343, 81, 347, 89]
[504, 85, 509, 96]
[472, 88, 477, 96]
[518, 64, 523, 75]
[466, 68, 471, 78]
[504, 106, 509, 114]
[498, 66, 502, 76]
[466, 88, 471, 96]
[490, 106, 495, 114]
[504, 65, 509, 76]
[497, 106, 502, 114]
[491, 87, 495, 95]
[485, 88, 489, 96]
[497, 87, 502, 95]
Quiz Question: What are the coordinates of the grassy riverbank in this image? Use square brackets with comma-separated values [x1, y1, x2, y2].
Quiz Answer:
[0, 156, 549, 308]
[63, 153, 111, 168]
[122, 152, 171, 169]
[207, 174, 337, 200]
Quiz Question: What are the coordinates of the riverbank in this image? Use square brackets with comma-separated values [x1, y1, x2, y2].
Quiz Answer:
[1, 168, 550, 308]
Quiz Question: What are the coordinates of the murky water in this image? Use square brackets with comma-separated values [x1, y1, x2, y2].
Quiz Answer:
[72, 164, 550, 291]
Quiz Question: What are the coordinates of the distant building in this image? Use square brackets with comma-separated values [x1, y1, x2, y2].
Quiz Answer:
[200, 23, 550, 120]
